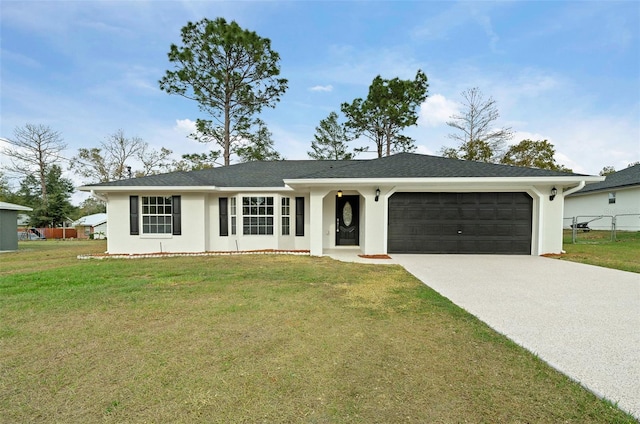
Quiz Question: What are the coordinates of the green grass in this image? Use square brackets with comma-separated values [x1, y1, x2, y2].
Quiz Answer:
[557, 230, 640, 273]
[0, 240, 636, 423]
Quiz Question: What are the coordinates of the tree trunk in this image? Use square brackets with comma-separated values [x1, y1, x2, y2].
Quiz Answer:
[224, 99, 231, 166]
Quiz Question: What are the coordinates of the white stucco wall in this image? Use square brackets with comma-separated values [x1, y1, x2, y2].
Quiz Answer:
[106, 192, 207, 254]
[537, 185, 564, 255]
[209, 192, 311, 252]
[564, 187, 640, 231]
[101, 181, 576, 256]
[106, 191, 312, 255]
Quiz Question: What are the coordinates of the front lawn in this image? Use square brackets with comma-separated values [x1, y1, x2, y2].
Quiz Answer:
[0, 240, 635, 423]
[558, 230, 640, 273]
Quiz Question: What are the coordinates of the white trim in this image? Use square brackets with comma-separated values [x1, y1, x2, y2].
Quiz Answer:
[80, 176, 604, 194]
[563, 181, 586, 197]
[79, 185, 294, 193]
[284, 176, 604, 187]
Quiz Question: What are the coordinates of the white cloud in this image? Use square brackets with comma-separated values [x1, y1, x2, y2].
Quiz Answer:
[414, 144, 437, 156]
[474, 13, 501, 53]
[174, 118, 197, 136]
[418, 94, 459, 127]
[309, 85, 333, 92]
[544, 115, 640, 175]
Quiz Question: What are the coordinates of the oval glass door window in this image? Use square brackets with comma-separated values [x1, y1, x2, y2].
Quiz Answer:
[343, 202, 353, 226]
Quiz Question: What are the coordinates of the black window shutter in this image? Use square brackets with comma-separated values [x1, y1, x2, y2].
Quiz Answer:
[129, 195, 139, 235]
[172, 195, 182, 235]
[219, 197, 228, 237]
[295, 197, 304, 236]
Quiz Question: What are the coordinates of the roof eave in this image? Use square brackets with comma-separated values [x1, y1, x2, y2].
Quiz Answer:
[79, 185, 292, 193]
[284, 175, 604, 187]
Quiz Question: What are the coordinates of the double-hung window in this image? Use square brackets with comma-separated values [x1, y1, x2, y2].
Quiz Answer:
[230, 197, 237, 235]
[142, 196, 173, 234]
[281, 197, 291, 235]
[242, 196, 274, 235]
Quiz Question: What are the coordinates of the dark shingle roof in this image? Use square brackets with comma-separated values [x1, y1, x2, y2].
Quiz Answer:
[572, 164, 640, 194]
[301, 153, 587, 179]
[84, 160, 361, 188]
[83, 153, 589, 189]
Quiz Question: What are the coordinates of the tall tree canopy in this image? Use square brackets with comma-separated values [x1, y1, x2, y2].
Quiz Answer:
[501, 139, 571, 172]
[159, 17, 288, 166]
[2, 124, 66, 204]
[341, 70, 428, 158]
[235, 120, 282, 162]
[18, 164, 74, 227]
[442, 87, 513, 163]
[599, 166, 617, 176]
[70, 129, 172, 183]
[308, 111, 354, 160]
[171, 151, 220, 172]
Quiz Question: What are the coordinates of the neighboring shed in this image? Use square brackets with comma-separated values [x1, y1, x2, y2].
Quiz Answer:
[73, 213, 107, 239]
[0, 201, 33, 251]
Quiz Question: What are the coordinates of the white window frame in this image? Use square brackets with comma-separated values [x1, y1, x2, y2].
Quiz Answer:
[230, 197, 237, 235]
[282, 197, 291, 236]
[242, 196, 274, 235]
[141, 196, 172, 234]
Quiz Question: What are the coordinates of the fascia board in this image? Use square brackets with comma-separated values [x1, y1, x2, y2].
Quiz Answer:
[283, 176, 604, 187]
[78, 185, 292, 193]
[78, 185, 218, 192]
[215, 186, 294, 192]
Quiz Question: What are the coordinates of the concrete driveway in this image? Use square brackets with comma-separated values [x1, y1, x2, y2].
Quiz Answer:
[393, 255, 640, 419]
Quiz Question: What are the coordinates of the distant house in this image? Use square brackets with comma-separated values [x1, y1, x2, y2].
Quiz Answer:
[73, 213, 107, 239]
[17, 213, 30, 228]
[0, 201, 33, 251]
[79, 153, 603, 256]
[564, 164, 640, 231]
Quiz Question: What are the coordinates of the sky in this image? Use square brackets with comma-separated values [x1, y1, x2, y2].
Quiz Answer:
[1, 0, 639, 203]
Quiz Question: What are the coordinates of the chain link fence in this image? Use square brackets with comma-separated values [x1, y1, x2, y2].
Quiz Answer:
[563, 214, 640, 243]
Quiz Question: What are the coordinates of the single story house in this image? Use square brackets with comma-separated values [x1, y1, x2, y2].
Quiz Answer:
[0, 201, 33, 252]
[564, 164, 640, 231]
[79, 153, 603, 256]
[73, 213, 108, 239]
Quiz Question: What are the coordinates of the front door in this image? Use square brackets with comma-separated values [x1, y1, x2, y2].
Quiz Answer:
[336, 195, 359, 245]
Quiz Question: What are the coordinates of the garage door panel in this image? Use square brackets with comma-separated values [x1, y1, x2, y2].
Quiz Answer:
[388, 192, 533, 254]
[513, 224, 532, 237]
[477, 208, 496, 220]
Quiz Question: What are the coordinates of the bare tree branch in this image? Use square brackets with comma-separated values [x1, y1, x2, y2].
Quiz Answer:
[444, 87, 513, 163]
[2, 124, 67, 203]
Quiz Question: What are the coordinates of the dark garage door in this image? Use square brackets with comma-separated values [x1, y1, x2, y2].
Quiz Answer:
[388, 192, 533, 254]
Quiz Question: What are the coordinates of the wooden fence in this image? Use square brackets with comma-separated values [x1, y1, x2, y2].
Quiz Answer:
[18, 227, 78, 239]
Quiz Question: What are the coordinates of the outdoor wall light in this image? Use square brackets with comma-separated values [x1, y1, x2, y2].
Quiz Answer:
[549, 186, 558, 201]
[337, 190, 343, 198]
[375, 187, 380, 202]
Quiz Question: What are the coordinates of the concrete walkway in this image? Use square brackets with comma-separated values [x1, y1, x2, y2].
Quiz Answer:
[390, 255, 640, 419]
